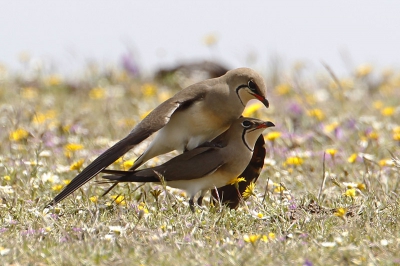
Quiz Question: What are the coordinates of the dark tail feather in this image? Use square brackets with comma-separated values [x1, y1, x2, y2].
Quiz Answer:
[101, 169, 134, 176]
[101, 170, 160, 183]
[46, 135, 138, 207]
[102, 175, 122, 180]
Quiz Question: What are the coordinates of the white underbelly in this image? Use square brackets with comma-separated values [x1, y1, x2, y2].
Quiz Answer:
[151, 102, 228, 152]
[166, 172, 231, 197]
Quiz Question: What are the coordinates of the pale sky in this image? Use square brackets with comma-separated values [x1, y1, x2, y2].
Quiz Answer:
[1, 1, 399, 75]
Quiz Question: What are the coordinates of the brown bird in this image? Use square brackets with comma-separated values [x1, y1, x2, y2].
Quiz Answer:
[211, 135, 266, 209]
[101, 118, 274, 211]
[47, 68, 269, 206]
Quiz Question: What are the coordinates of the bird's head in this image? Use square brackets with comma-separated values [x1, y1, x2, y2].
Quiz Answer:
[225, 68, 269, 108]
[237, 117, 274, 152]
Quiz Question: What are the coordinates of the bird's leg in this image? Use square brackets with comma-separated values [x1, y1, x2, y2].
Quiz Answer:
[197, 189, 207, 206]
[189, 197, 195, 212]
[197, 196, 203, 206]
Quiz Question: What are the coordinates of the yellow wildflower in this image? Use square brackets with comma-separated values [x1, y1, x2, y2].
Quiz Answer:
[52, 185, 63, 191]
[32, 110, 57, 125]
[347, 153, 358, 163]
[89, 87, 106, 99]
[284, 156, 304, 166]
[158, 91, 172, 102]
[367, 131, 379, 140]
[381, 107, 395, 116]
[243, 234, 260, 244]
[242, 182, 256, 199]
[228, 177, 246, 186]
[203, 33, 218, 46]
[344, 188, 356, 198]
[343, 182, 357, 189]
[21, 87, 38, 99]
[325, 149, 338, 157]
[70, 159, 84, 171]
[89, 196, 98, 203]
[329, 79, 354, 90]
[379, 159, 393, 167]
[141, 83, 157, 97]
[275, 83, 291, 95]
[260, 232, 276, 242]
[138, 202, 149, 214]
[113, 157, 123, 165]
[45, 75, 62, 86]
[265, 131, 281, 141]
[4, 176, 11, 181]
[122, 160, 134, 170]
[324, 122, 339, 133]
[62, 124, 71, 133]
[393, 132, 400, 141]
[307, 109, 325, 121]
[393, 127, 400, 141]
[268, 232, 276, 240]
[243, 102, 263, 117]
[373, 100, 383, 110]
[357, 183, 366, 190]
[341, 78, 354, 90]
[63, 180, 71, 185]
[356, 64, 372, 77]
[9, 128, 29, 141]
[334, 208, 347, 218]
[64, 143, 84, 152]
[111, 195, 126, 206]
[274, 184, 285, 193]
[64, 143, 84, 158]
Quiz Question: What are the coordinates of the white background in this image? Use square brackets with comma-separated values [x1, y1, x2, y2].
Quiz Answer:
[1, 1, 399, 75]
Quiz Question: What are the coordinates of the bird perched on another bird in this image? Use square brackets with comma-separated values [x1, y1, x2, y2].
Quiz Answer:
[46, 68, 269, 207]
[101, 117, 275, 211]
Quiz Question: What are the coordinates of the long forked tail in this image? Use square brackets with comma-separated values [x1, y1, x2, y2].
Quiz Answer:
[46, 135, 137, 207]
[101, 170, 160, 183]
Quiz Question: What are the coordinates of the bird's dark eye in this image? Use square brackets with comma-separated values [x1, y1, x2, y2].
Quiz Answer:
[241, 120, 252, 128]
[248, 80, 257, 92]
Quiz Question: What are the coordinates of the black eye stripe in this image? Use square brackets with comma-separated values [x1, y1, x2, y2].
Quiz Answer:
[235, 84, 248, 106]
[248, 80, 258, 92]
[241, 120, 252, 128]
[241, 126, 254, 152]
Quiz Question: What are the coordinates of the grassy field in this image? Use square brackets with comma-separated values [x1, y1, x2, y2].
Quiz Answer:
[0, 62, 399, 265]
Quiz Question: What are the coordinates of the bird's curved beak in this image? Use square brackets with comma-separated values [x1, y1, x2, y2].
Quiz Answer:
[256, 121, 275, 129]
[265, 121, 275, 128]
[253, 94, 269, 108]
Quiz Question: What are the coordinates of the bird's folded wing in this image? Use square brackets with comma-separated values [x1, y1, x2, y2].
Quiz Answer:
[103, 147, 225, 182]
[46, 89, 208, 206]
